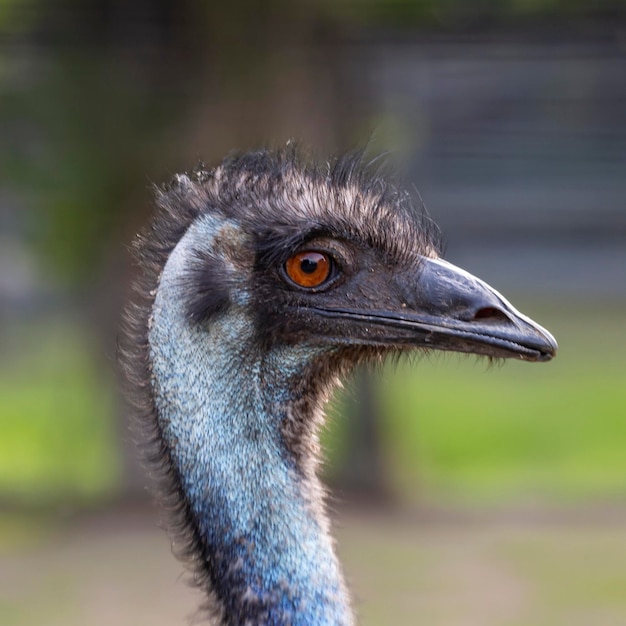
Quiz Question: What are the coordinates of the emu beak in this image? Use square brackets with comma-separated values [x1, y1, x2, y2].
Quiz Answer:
[397, 257, 558, 361]
[309, 256, 557, 361]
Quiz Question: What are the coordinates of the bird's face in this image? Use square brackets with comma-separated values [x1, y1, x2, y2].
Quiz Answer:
[250, 231, 556, 362]
[179, 152, 556, 364]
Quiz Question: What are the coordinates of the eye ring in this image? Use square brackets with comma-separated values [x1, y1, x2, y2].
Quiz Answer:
[284, 251, 334, 289]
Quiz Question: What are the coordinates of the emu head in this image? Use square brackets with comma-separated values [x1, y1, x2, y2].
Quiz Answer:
[152, 149, 555, 377]
[125, 147, 557, 624]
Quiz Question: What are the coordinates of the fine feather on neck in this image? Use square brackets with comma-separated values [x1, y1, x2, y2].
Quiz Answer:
[146, 215, 355, 623]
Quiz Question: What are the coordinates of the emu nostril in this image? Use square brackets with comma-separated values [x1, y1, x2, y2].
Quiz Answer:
[473, 306, 510, 323]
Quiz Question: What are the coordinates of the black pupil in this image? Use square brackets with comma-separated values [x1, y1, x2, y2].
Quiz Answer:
[300, 258, 318, 274]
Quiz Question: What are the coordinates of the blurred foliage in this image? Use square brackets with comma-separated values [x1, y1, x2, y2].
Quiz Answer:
[0, 49, 194, 287]
[325, 302, 626, 504]
[319, 0, 626, 27]
[2, 58, 183, 285]
[1, 0, 624, 287]
[3, 303, 622, 507]
[0, 319, 119, 504]
[0, 0, 307, 288]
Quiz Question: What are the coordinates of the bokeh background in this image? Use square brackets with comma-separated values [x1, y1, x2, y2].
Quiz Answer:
[1, 1, 625, 624]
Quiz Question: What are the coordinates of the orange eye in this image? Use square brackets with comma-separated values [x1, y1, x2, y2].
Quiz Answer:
[285, 251, 332, 288]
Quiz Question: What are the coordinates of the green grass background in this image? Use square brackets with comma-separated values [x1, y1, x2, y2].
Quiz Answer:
[328, 300, 626, 504]
[0, 300, 624, 506]
[0, 320, 119, 504]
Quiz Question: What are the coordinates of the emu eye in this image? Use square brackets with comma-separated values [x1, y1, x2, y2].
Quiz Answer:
[285, 251, 332, 288]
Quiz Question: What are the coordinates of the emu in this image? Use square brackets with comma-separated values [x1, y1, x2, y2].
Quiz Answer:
[121, 147, 557, 625]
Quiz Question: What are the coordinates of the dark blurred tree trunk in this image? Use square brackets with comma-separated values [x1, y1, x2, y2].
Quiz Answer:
[330, 369, 391, 502]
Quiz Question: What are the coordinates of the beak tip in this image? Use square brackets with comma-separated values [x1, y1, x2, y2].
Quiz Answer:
[533, 325, 558, 362]
[538, 348, 557, 362]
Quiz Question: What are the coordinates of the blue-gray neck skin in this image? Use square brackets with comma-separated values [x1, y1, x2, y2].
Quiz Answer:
[148, 216, 354, 626]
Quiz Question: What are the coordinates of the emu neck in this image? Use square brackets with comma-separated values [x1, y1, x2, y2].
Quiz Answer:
[149, 222, 353, 626]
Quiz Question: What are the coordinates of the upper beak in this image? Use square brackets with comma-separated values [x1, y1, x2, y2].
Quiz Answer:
[312, 257, 557, 362]
[400, 257, 558, 361]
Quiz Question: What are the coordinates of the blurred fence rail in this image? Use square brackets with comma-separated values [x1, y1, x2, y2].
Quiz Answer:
[343, 35, 626, 295]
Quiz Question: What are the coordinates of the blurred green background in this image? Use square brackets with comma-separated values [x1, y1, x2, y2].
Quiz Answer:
[1, 1, 625, 624]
